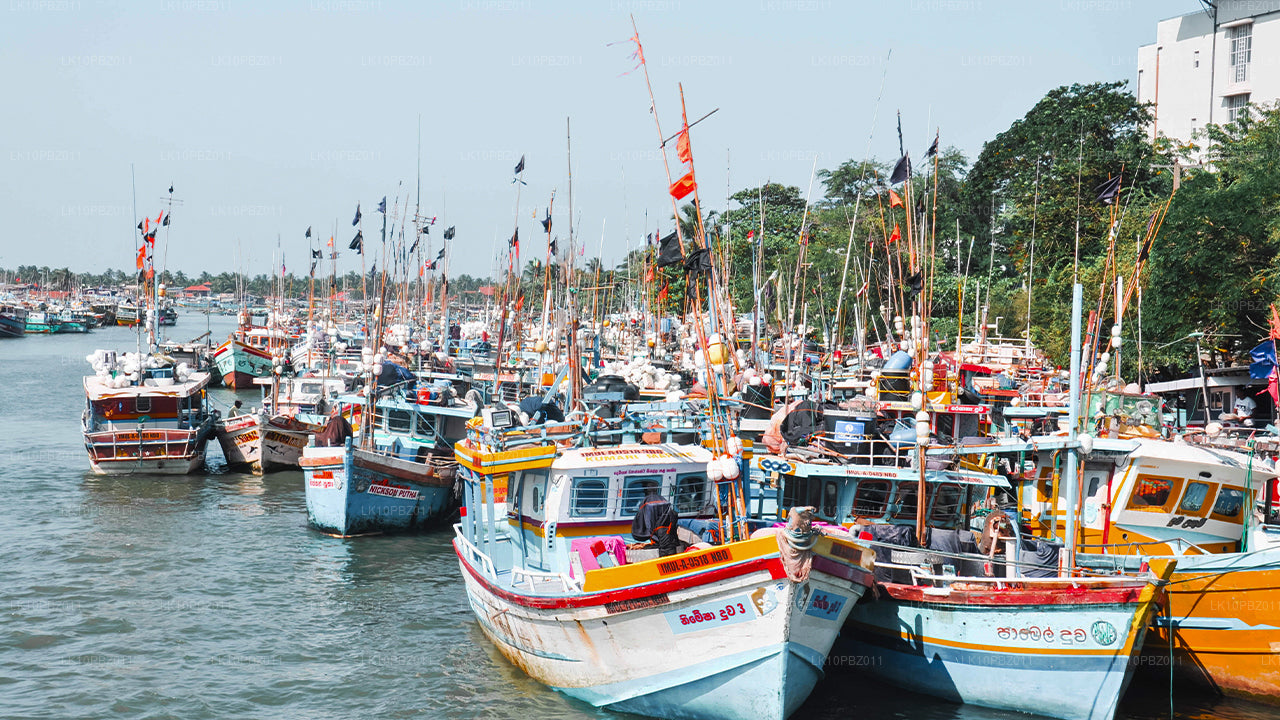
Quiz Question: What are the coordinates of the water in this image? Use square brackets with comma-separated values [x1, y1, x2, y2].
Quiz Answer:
[1, 314, 1275, 720]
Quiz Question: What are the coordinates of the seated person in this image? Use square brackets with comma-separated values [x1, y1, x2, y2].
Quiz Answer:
[315, 406, 353, 447]
[628, 481, 679, 557]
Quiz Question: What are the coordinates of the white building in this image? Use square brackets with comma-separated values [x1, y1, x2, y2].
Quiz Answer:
[1137, 1, 1280, 153]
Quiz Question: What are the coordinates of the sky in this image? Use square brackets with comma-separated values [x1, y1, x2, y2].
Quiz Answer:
[0, 0, 1204, 281]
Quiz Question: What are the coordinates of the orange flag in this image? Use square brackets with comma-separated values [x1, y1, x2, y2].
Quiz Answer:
[676, 128, 691, 164]
[327, 236, 334, 248]
[515, 294, 525, 311]
[658, 281, 669, 303]
[136, 245, 146, 269]
[889, 223, 901, 243]
[669, 170, 696, 200]
[888, 189, 903, 208]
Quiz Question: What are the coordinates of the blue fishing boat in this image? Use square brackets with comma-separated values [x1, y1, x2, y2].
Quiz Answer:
[300, 377, 475, 536]
[0, 304, 27, 338]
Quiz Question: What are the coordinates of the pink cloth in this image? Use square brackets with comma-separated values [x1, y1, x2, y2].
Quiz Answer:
[570, 536, 627, 576]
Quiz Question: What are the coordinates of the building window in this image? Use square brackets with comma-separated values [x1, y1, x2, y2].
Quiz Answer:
[1227, 93, 1251, 124]
[1229, 24, 1252, 83]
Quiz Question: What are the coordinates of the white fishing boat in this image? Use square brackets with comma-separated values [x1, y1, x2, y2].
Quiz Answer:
[215, 375, 345, 473]
[82, 351, 215, 475]
[453, 412, 875, 720]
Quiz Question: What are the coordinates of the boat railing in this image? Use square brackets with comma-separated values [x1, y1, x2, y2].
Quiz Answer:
[453, 525, 499, 579]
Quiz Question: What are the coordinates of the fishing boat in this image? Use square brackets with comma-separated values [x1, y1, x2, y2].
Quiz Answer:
[453, 410, 876, 720]
[299, 367, 471, 535]
[115, 302, 140, 326]
[212, 335, 274, 389]
[82, 351, 216, 475]
[841, 560, 1173, 720]
[53, 308, 91, 333]
[24, 309, 63, 334]
[0, 304, 27, 338]
[215, 375, 345, 473]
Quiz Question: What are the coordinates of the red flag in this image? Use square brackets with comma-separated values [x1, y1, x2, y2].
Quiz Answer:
[669, 171, 696, 200]
[136, 246, 146, 269]
[676, 128, 691, 164]
[144, 217, 150, 233]
[888, 223, 900, 243]
[145, 266, 154, 280]
[644, 265, 655, 283]
[657, 281, 669, 303]
[888, 189, 903, 208]
[327, 236, 334, 248]
[155, 211, 164, 226]
[515, 294, 525, 311]
[419, 263, 425, 278]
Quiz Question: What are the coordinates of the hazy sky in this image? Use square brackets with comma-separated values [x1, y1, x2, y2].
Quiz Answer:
[0, 0, 1202, 280]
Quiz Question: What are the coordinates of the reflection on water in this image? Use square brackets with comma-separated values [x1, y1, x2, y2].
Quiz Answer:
[1, 314, 1277, 719]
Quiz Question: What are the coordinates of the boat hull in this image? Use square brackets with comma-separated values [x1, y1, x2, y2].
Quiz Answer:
[301, 444, 456, 535]
[456, 535, 872, 720]
[1135, 549, 1280, 702]
[84, 426, 211, 475]
[0, 314, 25, 338]
[212, 339, 273, 389]
[216, 413, 317, 473]
[840, 581, 1159, 720]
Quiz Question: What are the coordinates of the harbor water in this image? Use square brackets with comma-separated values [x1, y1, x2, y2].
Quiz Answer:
[0, 314, 1275, 720]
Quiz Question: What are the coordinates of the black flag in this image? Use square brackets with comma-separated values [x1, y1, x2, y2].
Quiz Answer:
[549, 238, 558, 256]
[889, 154, 911, 184]
[925, 134, 939, 158]
[377, 196, 386, 214]
[309, 259, 317, 277]
[137, 220, 143, 231]
[684, 247, 712, 277]
[408, 236, 418, 253]
[168, 184, 174, 194]
[514, 155, 525, 174]
[657, 231, 683, 267]
[443, 226, 455, 240]
[541, 210, 552, 233]
[352, 203, 361, 226]
[162, 213, 170, 227]
[509, 228, 519, 248]
[436, 247, 446, 260]
[1095, 176, 1123, 205]
[305, 226, 312, 238]
[349, 230, 363, 253]
[310, 248, 322, 259]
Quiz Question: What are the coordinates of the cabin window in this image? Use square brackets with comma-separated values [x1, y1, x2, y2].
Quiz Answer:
[891, 483, 919, 520]
[1212, 487, 1244, 520]
[301, 383, 321, 394]
[386, 409, 412, 433]
[930, 483, 965, 525]
[781, 476, 824, 513]
[673, 473, 707, 514]
[1179, 482, 1212, 514]
[1128, 476, 1177, 511]
[135, 396, 151, 413]
[821, 482, 838, 518]
[414, 411, 436, 438]
[570, 478, 608, 517]
[852, 481, 890, 517]
[621, 476, 662, 515]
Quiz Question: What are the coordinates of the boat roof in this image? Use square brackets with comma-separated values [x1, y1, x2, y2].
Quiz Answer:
[84, 371, 210, 399]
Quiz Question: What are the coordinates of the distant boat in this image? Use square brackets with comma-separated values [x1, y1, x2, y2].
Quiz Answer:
[215, 376, 345, 473]
[82, 353, 217, 475]
[24, 310, 63, 334]
[115, 303, 140, 326]
[212, 336, 274, 389]
[0, 305, 27, 338]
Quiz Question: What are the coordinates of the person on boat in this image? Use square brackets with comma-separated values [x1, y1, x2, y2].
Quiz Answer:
[315, 406, 353, 447]
[1234, 394, 1257, 427]
[629, 481, 679, 557]
[228, 400, 244, 417]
